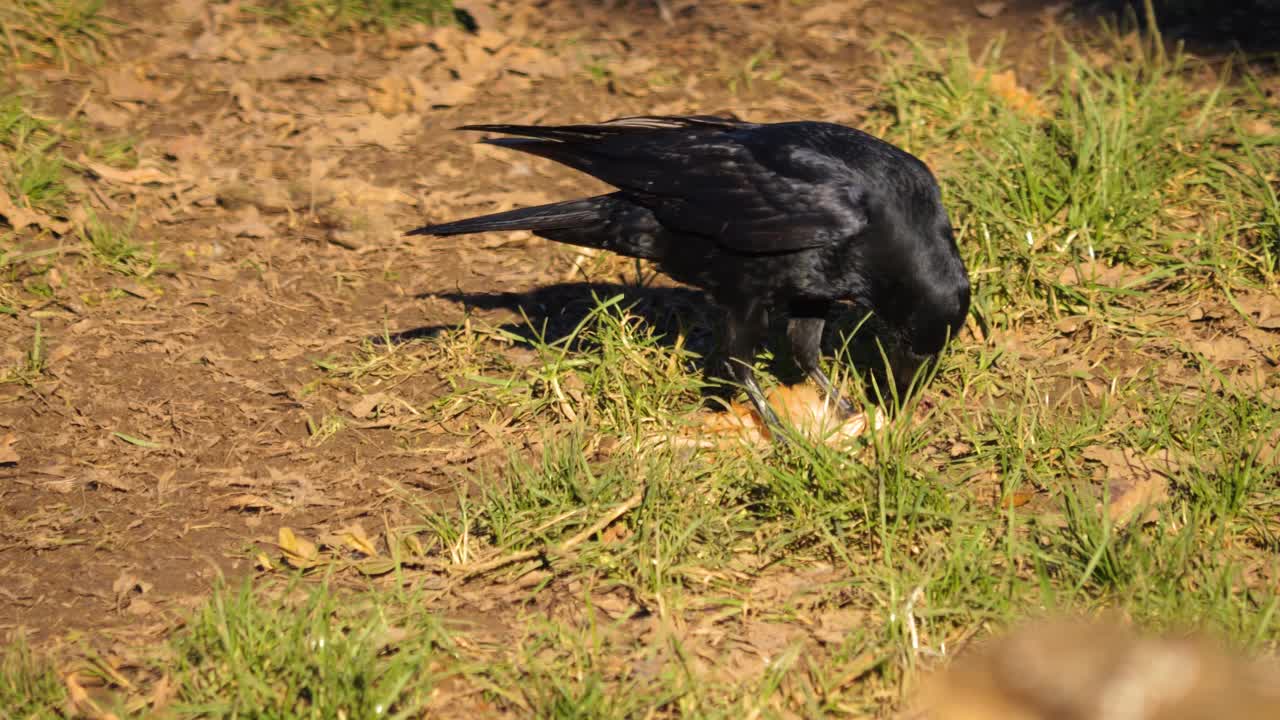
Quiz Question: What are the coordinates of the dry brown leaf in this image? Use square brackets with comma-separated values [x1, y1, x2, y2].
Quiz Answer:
[145, 673, 174, 713]
[1081, 445, 1175, 526]
[126, 597, 157, 616]
[226, 206, 272, 239]
[88, 470, 136, 493]
[999, 488, 1036, 509]
[0, 433, 19, 465]
[279, 527, 321, 569]
[104, 67, 182, 104]
[162, 135, 213, 166]
[801, 2, 850, 24]
[82, 100, 133, 128]
[348, 392, 389, 419]
[369, 74, 413, 115]
[111, 572, 147, 597]
[502, 45, 571, 79]
[329, 113, 421, 149]
[0, 186, 71, 234]
[250, 52, 343, 82]
[339, 524, 379, 557]
[1241, 118, 1276, 138]
[80, 157, 177, 186]
[1235, 291, 1280, 330]
[1190, 336, 1255, 367]
[1057, 259, 1143, 288]
[422, 81, 477, 108]
[225, 493, 279, 512]
[975, 1, 1007, 18]
[65, 671, 120, 720]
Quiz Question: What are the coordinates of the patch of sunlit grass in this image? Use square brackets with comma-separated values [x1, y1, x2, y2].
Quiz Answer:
[249, 0, 457, 33]
[0, 0, 112, 72]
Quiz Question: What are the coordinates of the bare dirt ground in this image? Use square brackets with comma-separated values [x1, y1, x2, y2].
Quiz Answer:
[1, 0, 1080, 646]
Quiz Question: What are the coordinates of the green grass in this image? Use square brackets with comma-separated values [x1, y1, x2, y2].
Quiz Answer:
[249, 0, 457, 32]
[170, 580, 459, 717]
[0, 637, 65, 719]
[1, 90, 154, 315]
[0, 0, 112, 72]
[0, 93, 70, 214]
[4, 22, 1279, 719]
[878, 32, 1277, 333]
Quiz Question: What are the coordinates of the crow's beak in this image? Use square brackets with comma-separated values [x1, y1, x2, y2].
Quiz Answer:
[889, 348, 935, 404]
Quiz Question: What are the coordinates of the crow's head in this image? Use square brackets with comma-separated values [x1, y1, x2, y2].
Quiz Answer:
[870, 214, 970, 403]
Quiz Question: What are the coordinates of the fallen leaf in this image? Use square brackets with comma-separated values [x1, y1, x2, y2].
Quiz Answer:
[1081, 445, 1175, 526]
[113, 431, 164, 448]
[329, 112, 421, 149]
[103, 66, 182, 104]
[80, 156, 177, 186]
[225, 494, 279, 513]
[369, 74, 413, 115]
[1241, 118, 1275, 137]
[999, 489, 1036, 509]
[1056, 259, 1142, 288]
[355, 558, 397, 576]
[813, 608, 869, 645]
[126, 598, 157, 616]
[250, 52, 344, 81]
[1190, 335, 1255, 368]
[1055, 316, 1088, 334]
[278, 527, 321, 568]
[0, 433, 18, 465]
[975, 1, 1007, 18]
[348, 392, 389, 419]
[1235, 291, 1280, 330]
[338, 523, 379, 557]
[112, 571, 154, 613]
[422, 81, 477, 108]
[82, 100, 133, 128]
[87, 469, 136, 493]
[65, 671, 118, 720]
[145, 672, 174, 713]
[226, 206, 273, 238]
[801, 2, 850, 24]
[501, 45, 571, 79]
[0, 186, 71, 234]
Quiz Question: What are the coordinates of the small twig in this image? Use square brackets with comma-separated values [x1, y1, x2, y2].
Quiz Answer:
[452, 487, 645, 581]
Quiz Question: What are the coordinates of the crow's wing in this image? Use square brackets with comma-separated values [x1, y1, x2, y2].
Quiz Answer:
[459, 116, 870, 254]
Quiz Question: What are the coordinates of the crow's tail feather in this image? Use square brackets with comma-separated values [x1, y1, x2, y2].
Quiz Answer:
[406, 195, 612, 238]
[407, 192, 669, 260]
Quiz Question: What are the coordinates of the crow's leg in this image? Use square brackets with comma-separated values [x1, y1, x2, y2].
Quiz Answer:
[787, 300, 856, 418]
[723, 300, 782, 431]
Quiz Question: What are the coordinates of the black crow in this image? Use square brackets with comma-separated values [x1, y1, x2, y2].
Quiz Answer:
[408, 115, 970, 434]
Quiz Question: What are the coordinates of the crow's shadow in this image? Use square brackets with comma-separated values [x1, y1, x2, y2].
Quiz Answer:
[385, 281, 896, 398]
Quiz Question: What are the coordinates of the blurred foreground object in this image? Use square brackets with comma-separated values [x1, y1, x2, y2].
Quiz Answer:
[921, 617, 1280, 720]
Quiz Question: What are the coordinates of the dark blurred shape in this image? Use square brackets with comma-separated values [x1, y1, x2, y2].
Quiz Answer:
[602, 0, 675, 24]
[1086, 0, 1280, 53]
[922, 616, 1280, 720]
